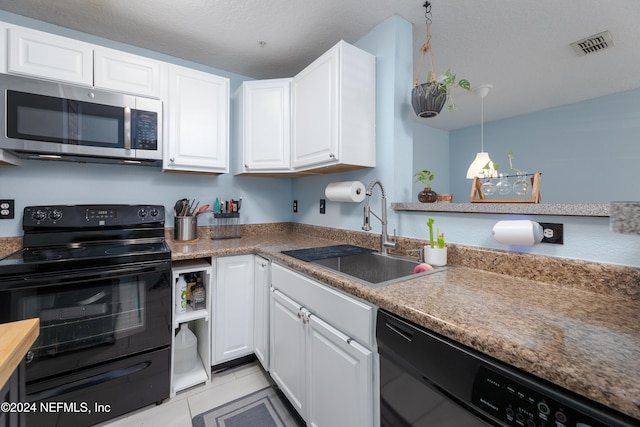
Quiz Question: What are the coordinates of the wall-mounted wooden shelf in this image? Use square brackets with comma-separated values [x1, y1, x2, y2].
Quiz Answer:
[391, 202, 610, 217]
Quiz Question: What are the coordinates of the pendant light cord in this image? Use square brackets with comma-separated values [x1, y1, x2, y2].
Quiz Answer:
[480, 95, 484, 152]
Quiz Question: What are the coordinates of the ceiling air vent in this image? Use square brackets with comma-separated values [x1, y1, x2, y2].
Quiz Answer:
[570, 31, 614, 56]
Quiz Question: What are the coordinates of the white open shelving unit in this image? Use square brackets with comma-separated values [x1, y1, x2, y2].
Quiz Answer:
[170, 258, 213, 397]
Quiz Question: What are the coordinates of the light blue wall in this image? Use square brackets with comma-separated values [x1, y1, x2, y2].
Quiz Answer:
[1, 12, 639, 267]
[449, 89, 640, 203]
[0, 11, 293, 237]
[289, 15, 640, 268]
[412, 122, 450, 197]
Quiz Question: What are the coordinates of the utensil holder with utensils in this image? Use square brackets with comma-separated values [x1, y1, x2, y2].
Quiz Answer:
[174, 215, 198, 241]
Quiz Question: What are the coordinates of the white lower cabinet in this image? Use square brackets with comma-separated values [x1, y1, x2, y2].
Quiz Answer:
[271, 290, 306, 415]
[270, 263, 376, 426]
[212, 255, 255, 365]
[254, 255, 271, 370]
[307, 314, 373, 427]
[171, 259, 213, 397]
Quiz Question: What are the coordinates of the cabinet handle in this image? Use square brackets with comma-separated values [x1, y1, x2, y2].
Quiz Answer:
[170, 157, 175, 162]
[329, 153, 335, 159]
[244, 164, 249, 169]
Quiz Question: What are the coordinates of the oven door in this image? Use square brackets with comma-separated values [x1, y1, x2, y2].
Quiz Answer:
[0, 260, 171, 384]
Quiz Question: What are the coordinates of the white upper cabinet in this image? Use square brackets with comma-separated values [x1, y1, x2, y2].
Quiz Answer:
[237, 40, 375, 176]
[236, 79, 291, 174]
[4, 25, 162, 99]
[292, 40, 376, 172]
[7, 26, 93, 86]
[163, 65, 229, 174]
[94, 47, 162, 98]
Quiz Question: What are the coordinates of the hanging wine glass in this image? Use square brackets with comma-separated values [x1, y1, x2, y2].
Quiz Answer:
[513, 172, 529, 195]
[495, 174, 511, 195]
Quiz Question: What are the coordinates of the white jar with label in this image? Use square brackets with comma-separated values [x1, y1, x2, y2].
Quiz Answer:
[175, 275, 187, 314]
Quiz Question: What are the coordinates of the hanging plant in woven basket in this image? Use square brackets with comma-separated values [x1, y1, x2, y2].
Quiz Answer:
[411, 1, 471, 118]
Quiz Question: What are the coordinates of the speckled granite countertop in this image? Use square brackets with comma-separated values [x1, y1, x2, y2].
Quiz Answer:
[167, 225, 640, 422]
[2, 225, 637, 421]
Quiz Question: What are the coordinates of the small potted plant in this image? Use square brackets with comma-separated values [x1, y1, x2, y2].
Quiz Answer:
[424, 217, 447, 266]
[414, 169, 438, 203]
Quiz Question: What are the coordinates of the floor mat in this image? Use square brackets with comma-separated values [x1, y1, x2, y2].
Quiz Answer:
[192, 386, 304, 427]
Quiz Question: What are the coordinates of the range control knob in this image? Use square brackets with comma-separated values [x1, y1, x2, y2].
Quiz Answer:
[32, 210, 47, 221]
[49, 209, 62, 220]
[138, 208, 148, 218]
[149, 208, 159, 217]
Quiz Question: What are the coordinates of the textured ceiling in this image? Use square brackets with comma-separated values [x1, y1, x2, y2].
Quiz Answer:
[0, 0, 639, 130]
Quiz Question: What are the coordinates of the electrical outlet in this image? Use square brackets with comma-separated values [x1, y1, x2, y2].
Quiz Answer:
[0, 199, 15, 219]
[539, 222, 563, 244]
[319, 199, 326, 214]
[293, 200, 298, 213]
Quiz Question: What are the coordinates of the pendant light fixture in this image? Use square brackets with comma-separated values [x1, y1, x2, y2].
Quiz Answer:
[466, 84, 494, 179]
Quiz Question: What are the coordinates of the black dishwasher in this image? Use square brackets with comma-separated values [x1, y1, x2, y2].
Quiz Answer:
[377, 309, 638, 427]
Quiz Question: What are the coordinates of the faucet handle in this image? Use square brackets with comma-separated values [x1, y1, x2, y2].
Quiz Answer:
[405, 247, 424, 262]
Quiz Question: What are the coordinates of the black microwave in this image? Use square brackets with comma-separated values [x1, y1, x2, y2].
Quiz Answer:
[0, 74, 162, 165]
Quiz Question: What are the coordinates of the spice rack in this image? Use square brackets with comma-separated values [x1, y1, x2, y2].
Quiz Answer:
[211, 212, 240, 240]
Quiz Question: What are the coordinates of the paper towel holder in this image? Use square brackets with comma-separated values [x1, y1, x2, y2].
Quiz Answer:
[325, 181, 366, 203]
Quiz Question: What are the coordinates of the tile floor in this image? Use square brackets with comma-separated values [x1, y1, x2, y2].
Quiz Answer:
[97, 361, 272, 427]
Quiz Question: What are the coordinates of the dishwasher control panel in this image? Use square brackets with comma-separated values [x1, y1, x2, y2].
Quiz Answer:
[472, 365, 622, 427]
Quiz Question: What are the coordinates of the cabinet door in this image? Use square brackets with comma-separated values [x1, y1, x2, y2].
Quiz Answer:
[270, 289, 306, 418]
[240, 79, 291, 172]
[94, 48, 161, 98]
[212, 255, 254, 364]
[291, 45, 338, 169]
[307, 315, 373, 427]
[253, 256, 270, 371]
[7, 27, 93, 86]
[164, 65, 229, 173]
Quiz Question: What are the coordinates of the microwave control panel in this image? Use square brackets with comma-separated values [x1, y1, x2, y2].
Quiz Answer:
[131, 110, 158, 150]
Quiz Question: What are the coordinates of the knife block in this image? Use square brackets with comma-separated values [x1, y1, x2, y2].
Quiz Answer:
[211, 212, 240, 240]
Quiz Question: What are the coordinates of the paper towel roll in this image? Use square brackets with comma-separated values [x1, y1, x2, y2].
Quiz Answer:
[492, 220, 543, 245]
[325, 181, 366, 203]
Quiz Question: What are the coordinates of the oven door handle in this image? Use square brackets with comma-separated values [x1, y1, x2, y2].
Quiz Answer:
[27, 361, 151, 402]
[4, 261, 169, 290]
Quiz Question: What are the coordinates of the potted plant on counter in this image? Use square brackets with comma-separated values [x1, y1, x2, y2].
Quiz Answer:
[425, 217, 447, 266]
[414, 169, 438, 203]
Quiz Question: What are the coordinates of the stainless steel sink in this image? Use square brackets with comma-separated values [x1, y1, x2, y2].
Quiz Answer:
[312, 252, 448, 288]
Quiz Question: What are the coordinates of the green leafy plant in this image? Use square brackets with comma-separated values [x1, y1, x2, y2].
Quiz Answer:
[482, 161, 499, 178]
[426, 217, 445, 249]
[414, 170, 435, 189]
[438, 69, 471, 112]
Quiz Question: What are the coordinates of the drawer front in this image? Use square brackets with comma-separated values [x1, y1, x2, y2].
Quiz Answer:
[272, 263, 374, 348]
